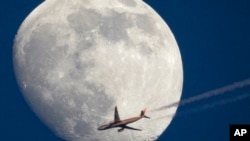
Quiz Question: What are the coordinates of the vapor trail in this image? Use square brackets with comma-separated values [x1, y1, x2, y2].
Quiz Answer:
[177, 92, 250, 116]
[152, 78, 250, 112]
[153, 92, 250, 119]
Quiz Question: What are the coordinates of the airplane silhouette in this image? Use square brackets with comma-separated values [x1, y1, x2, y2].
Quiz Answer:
[98, 106, 150, 132]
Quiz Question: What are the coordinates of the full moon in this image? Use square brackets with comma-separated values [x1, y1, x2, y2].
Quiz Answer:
[13, 0, 183, 140]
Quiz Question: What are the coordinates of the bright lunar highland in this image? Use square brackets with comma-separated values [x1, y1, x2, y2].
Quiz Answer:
[13, 0, 183, 140]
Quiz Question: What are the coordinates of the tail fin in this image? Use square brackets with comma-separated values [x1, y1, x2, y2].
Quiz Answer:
[140, 108, 150, 118]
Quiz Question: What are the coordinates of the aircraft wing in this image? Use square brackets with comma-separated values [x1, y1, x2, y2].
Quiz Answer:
[123, 125, 141, 131]
[114, 106, 121, 122]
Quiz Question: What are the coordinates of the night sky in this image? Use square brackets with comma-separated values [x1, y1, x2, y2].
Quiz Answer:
[1, 0, 250, 141]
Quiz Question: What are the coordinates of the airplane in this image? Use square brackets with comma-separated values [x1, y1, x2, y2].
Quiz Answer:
[97, 106, 150, 132]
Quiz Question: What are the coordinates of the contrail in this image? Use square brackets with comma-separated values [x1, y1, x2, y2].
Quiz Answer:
[176, 92, 250, 117]
[152, 78, 250, 112]
[153, 92, 250, 120]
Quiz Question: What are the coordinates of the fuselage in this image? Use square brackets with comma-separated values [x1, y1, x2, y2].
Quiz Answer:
[98, 106, 149, 131]
[98, 116, 142, 130]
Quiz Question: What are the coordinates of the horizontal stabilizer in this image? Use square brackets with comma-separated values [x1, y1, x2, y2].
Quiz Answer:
[140, 108, 150, 118]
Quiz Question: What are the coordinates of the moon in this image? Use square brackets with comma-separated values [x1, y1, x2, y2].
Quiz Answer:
[13, 0, 183, 140]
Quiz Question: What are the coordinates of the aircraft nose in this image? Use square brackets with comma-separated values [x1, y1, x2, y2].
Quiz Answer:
[97, 124, 109, 130]
[97, 125, 105, 130]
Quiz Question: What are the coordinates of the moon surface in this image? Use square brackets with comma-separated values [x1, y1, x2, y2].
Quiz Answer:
[13, 0, 183, 140]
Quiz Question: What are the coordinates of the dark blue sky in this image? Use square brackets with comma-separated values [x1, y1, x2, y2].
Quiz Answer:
[0, 0, 249, 141]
